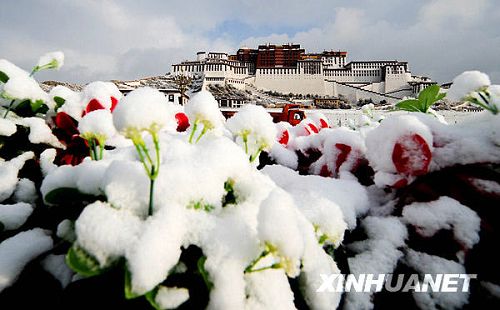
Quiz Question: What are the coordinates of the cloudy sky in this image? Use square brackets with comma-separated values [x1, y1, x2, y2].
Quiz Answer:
[1, 0, 499, 84]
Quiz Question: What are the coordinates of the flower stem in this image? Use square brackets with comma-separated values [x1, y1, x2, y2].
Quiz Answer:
[243, 135, 249, 154]
[93, 140, 99, 160]
[245, 264, 281, 273]
[152, 132, 161, 178]
[2, 99, 16, 119]
[149, 167, 155, 216]
[88, 139, 95, 160]
[131, 130, 161, 216]
[134, 142, 150, 175]
[245, 250, 269, 273]
[196, 126, 208, 143]
[99, 143, 104, 160]
[188, 120, 199, 144]
[249, 146, 264, 163]
[139, 143, 154, 167]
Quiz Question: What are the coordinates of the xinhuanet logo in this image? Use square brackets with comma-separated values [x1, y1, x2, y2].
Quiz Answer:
[316, 274, 477, 293]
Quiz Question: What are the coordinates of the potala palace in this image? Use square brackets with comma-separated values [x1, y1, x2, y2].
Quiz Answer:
[171, 44, 434, 105]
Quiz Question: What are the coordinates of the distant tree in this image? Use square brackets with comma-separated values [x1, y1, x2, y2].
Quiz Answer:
[173, 74, 192, 105]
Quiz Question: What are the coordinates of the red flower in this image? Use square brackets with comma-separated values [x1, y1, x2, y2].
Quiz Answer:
[110, 96, 119, 112]
[52, 112, 89, 166]
[82, 96, 119, 117]
[319, 118, 330, 129]
[392, 134, 432, 176]
[319, 164, 332, 177]
[392, 178, 408, 189]
[53, 96, 120, 165]
[278, 129, 289, 146]
[334, 143, 352, 175]
[315, 142, 363, 178]
[175, 112, 190, 132]
[306, 123, 319, 134]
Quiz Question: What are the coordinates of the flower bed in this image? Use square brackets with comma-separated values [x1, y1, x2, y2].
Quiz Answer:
[0, 54, 499, 309]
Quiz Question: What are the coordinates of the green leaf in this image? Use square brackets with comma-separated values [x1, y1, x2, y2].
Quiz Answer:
[15, 99, 31, 110]
[318, 234, 329, 245]
[0, 71, 8, 83]
[53, 96, 66, 111]
[435, 92, 446, 101]
[66, 245, 102, 277]
[188, 200, 215, 212]
[222, 178, 237, 207]
[44, 187, 98, 205]
[418, 84, 439, 103]
[417, 85, 443, 112]
[197, 256, 213, 290]
[395, 99, 422, 112]
[124, 268, 143, 299]
[31, 99, 48, 114]
[145, 288, 162, 310]
[125, 268, 161, 306]
[324, 244, 336, 258]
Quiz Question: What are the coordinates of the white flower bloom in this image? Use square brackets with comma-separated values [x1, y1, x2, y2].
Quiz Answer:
[362, 103, 375, 114]
[184, 90, 224, 130]
[78, 109, 116, 143]
[113, 87, 173, 135]
[226, 104, 276, 151]
[36, 51, 64, 70]
[446, 71, 491, 102]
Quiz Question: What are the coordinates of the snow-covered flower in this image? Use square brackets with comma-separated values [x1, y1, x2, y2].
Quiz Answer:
[362, 103, 375, 114]
[35, 51, 64, 72]
[184, 90, 224, 143]
[307, 112, 330, 130]
[79, 110, 116, 141]
[113, 87, 172, 137]
[254, 189, 304, 277]
[81, 81, 122, 114]
[359, 103, 384, 125]
[0, 58, 49, 118]
[446, 71, 491, 102]
[226, 104, 276, 161]
[2, 76, 48, 104]
[78, 110, 116, 160]
[365, 115, 433, 187]
[0, 59, 30, 80]
[275, 121, 292, 146]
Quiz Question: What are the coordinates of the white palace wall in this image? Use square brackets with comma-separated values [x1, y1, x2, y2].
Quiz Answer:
[384, 72, 413, 93]
[328, 81, 399, 104]
[254, 69, 326, 96]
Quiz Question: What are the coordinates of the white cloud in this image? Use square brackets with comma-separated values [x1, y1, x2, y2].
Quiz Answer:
[0, 0, 498, 83]
[418, 0, 489, 30]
